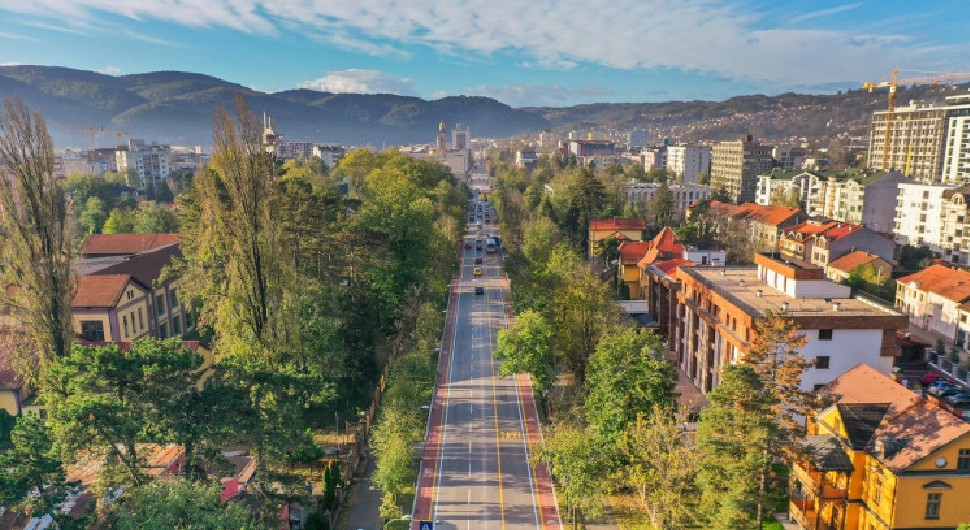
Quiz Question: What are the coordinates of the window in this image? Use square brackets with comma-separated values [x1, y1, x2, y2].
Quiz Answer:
[873, 476, 882, 504]
[126, 289, 134, 301]
[959, 449, 970, 471]
[172, 315, 181, 336]
[138, 308, 145, 330]
[122, 315, 129, 336]
[170, 288, 178, 309]
[925, 493, 941, 520]
[819, 329, 833, 341]
[157, 292, 167, 316]
[80, 320, 104, 342]
[813, 383, 826, 391]
[159, 322, 168, 339]
[815, 356, 830, 369]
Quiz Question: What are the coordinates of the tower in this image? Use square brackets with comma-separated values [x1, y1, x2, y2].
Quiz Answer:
[437, 121, 447, 155]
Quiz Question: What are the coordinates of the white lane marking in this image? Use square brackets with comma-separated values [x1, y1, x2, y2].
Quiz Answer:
[515, 374, 541, 529]
[469, 441, 473, 453]
[433, 267, 462, 522]
[469, 460, 472, 477]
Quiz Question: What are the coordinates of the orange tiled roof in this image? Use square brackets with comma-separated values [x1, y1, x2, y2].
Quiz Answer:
[653, 258, 694, 276]
[821, 223, 862, 241]
[71, 274, 135, 309]
[818, 364, 921, 420]
[618, 241, 650, 264]
[79, 233, 181, 256]
[873, 403, 970, 472]
[828, 251, 883, 274]
[710, 201, 801, 226]
[897, 264, 970, 303]
[785, 221, 838, 238]
[589, 217, 646, 231]
[648, 226, 684, 254]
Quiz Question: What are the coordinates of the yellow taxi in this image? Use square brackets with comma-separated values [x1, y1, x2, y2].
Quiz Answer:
[473, 267, 482, 276]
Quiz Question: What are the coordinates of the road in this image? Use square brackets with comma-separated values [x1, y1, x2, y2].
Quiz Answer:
[412, 173, 561, 530]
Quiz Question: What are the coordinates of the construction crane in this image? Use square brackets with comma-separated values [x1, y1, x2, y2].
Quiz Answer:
[49, 124, 130, 151]
[863, 69, 970, 171]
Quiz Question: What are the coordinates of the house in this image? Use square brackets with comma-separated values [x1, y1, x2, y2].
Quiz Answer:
[0, 369, 26, 417]
[780, 220, 894, 268]
[706, 201, 807, 253]
[826, 251, 893, 284]
[618, 241, 650, 297]
[79, 233, 181, 258]
[674, 253, 908, 394]
[895, 264, 970, 344]
[588, 217, 646, 256]
[789, 364, 970, 530]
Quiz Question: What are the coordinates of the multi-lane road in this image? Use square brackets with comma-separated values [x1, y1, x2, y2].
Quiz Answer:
[412, 173, 561, 530]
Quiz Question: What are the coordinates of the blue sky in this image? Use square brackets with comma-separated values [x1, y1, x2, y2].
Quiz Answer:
[0, 0, 968, 107]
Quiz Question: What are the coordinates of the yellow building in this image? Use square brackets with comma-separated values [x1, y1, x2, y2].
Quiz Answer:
[791, 364, 970, 530]
[588, 217, 646, 256]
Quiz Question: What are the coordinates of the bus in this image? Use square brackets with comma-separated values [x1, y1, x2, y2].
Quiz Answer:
[485, 238, 497, 253]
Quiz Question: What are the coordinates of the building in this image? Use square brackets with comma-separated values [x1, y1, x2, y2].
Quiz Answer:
[568, 140, 615, 159]
[666, 145, 711, 184]
[790, 364, 970, 530]
[939, 183, 970, 265]
[79, 233, 182, 258]
[619, 181, 715, 220]
[641, 146, 667, 171]
[0, 368, 26, 417]
[588, 217, 646, 256]
[869, 93, 970, 183]
[674, 253, 907, 394]
[515, 150, 538, 170]
[711, 135, 774, 203]
[860, 171, 914, 234]
[115, 142, 171, 193]
[895, 264, 970, 344]
[893, 182, 955, 252]
[275, 140, 315, 160]
[617, 227, 685, 296]
[706, 201, 807, 253]
[825, 251, 893, 284]
[779, 221, 894, 268]
[312, 145, 345, 168]
[628, 129, 649, 149]
[452, 124, 471, 151]
[773, 144, 808, 170]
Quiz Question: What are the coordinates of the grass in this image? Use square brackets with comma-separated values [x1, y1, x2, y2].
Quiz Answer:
[763, 521, 784, 530]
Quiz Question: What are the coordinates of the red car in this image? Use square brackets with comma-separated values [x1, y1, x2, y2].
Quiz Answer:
[464, 242, 472, 249]
[921, 372, 944, 385]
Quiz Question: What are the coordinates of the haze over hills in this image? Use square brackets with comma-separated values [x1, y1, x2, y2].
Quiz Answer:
[2, 65, 968, 148]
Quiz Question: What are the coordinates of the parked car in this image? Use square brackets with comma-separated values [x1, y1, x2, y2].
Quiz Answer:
[464, 242, 472, 249]
[475, 286, 485, 295]
[946, 392, 970, 405]
[949, 396, 970, 408]
[929, 381, 961, 397]
[921, 372, 944, 385]
[475, 257, 482, 264]
[926, 378, 952, 389]
[473, 267, 482, 276]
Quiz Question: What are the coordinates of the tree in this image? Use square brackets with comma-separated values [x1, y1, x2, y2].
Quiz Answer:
[0, 98, 74, 381]
[103, 208, 138, 234]
[616, 405, 698, 530]
[770, 187, 801, 209]
[697, 171, 711, 186]
[155, 178, 175, 202]
[0, 414, 72, 516]
[494, 310, 555, 393]
[585, 326, 676, 443]
[646, 180, 675, 228]
[79, 196, 109, 234]
[114, 480, 268, 530]
[134, 201, 179, 233]
[371, 408, 416, 519]
[533, 422, 606, 530]
[696, 364, 778, 530]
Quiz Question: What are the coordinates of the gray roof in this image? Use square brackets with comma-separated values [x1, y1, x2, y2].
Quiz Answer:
[801, 434, 854, 471]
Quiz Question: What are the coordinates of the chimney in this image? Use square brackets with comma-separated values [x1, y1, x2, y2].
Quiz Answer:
[739, 279, 746, 287]
[781, 302, 789, 313]
[832, 302, 841, 312]
[756, 289, 763, 298]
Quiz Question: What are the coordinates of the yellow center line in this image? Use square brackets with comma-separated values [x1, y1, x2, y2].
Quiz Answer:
[485, 218, 507, 530]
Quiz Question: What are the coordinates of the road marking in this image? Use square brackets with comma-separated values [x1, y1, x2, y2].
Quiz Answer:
[515, 375, 542, 530]
[432, 276, 462, 522]
[468, 489, 472, 504]
[484, 261, 507, 530]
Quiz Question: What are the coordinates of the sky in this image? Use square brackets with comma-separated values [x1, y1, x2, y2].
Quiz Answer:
[0, 0, 968, 107]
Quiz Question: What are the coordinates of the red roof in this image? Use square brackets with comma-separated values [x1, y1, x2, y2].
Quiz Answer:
[653, 258, 694, 276]
[897, 264, 970, 303]
[785, 221, 838, 237]
[637, 226, 685, 267]
[589, 218, 646, 231]
[79, 233, 181, 257]
[710, 201, 802, 226]
[0, 369, 22, 390]
[72, 274, 136, 308]
[820, 222, 862, 241]
[828, 251, 886, 274]
[618, 241, 650, 264]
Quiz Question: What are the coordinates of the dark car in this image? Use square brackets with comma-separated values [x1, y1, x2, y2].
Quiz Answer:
[475, 286, 485, 295]
[946, 392, 970, 405]
[950, 397, 970, 408]
[921, 372, 944, 385]
[929, 382, 962, 397]
[475, 257, 482, 264]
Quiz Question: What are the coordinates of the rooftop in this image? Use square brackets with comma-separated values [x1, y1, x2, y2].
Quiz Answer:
[708, 201, 802, 226]
[589, 217, 647, 231]
[618, 241, 650, 264]
[898, 264, 970, 303]
[72, 274, 136, 309]
[680, 266, 905, 319]
[818, 363, 921, 420]
[79, 233, 181, 257]
[828, 251, 887, 274]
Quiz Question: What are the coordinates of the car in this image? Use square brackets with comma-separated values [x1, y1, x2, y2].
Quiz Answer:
[928, 381, 961, 397]
[475, 286, 485, 295]
[946, 392, 970, 405]
[464, 242, 472, 249]
[475, 257, 482, 264]
[473, 267, 482, 276]
[921, 372, 944, 385]
[926, 378, 952, 388]
[950, 397, 970, 408]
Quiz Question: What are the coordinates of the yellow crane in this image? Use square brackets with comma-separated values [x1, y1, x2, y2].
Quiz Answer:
[50, 124, 130, 151]
[863, 69, 970, 171]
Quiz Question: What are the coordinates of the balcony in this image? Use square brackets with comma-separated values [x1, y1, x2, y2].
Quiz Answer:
[790, 499, 841, 530]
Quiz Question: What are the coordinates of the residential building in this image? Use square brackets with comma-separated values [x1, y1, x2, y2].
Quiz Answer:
[515, 149, 538, 170]
[115, 141, 171, 193]
[868, 93, 970, 183]
[642, 146, 667, 171]
[666, 145, 711, 184]
[0, 369, 26, 417]
[790, 364, 970, 530]
[568, 139, 615, 159]
[79, 233, 182, 258]
[618, 241, 651, 298]
[825, 251, 893, 284]
[893, 182, 955, 252]
[859, 171, 915, 234]
[627, 129, 649, 149]
[895, 264, 970, 343]
[618, 227, 684, 296]
[312, 145, 345, 168]
[773, 144, 808, 170]
[452, 124, 471, 151]
[779, 221, 894, 268]
[619, 181, 715, 220]
[674, 253, 907, 393]
[711, 135, 774, 203]
[588, 217, 646, 256]
[168, 146, 210, 173]
[706, 201, 807, 253]
[275, 140, 315, 160]
[940, 183, 970, 265]
[682, 247, 726, 267]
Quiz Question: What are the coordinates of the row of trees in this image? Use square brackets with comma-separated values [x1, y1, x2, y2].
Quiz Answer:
[0, 95, 466, 525]
[489, 153, 817, 529]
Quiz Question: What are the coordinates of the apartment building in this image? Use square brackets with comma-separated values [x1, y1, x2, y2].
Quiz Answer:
[116, 142, 171, 193]
[619, 181, 715, 220]
[790, 364, 970, 530]
[868, 93, 970, 183]
[515, 149, 538, 169]
[674, 253, 907, 394]
[893, 182, 955, 252]
[711, 135, 773, 203]
[627, 129, 649, 149]
[779, 220, 894, 269]
[772, 144, 808, 170]
[940, 183, 970, 264]
[312, 145, 345, 168]
[895, 264, 970, 344]
[666, 145, 711, 184]
[706, 201, 807, 253]
[825, 251, 893, 284]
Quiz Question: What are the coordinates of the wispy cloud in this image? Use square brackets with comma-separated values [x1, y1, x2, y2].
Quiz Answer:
[0, 0, 952, 86]
[790, 3, 861, 24]
[120, 28, 183, 47]
[467, 83, 615, 107]
[0, 30, 39, 41]
[298, 69, 418, 96]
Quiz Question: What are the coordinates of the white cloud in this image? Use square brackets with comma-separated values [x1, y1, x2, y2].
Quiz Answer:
[790, 3, 861, 24]
[467, 83, 616, 107]
[298, 69, 418, 96]
[0, 61, 23, 66]
[97, 65, 121, 75]
[0, 0, 953, 86]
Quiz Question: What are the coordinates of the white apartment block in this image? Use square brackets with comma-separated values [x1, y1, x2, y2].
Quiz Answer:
[666, 145, 711, 184]
[942, 93, 970, 184]
[893, 182, 954, 252]
[116, 146, 170, 193]
[711, 136, 773, 203]
[312, 145, 346, 168]
[772, 144, 807, 170]
[896, 264, 970, 343]
[621, 181, 714, 221]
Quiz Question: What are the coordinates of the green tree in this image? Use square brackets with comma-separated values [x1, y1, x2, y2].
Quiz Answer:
[551, 259, 619, 382]
[103, 208, 138, 234]
[616, 405, 698, 530]
[155, 178, 176, 202]
[696, 364, 778, 530]
[79, 196, 109, 234]
[533, 422, 606, 530]
[134, 201, 179, 233]
[697, 170, 710, 186]
[372, 407, 416, 519]
[585, 326, 676, 443]
[114, 480, 268, 530]
[0, 414, 72, 516]
[0, 98, 75, 381]
[646, 180, 675, 228]
[770, 187, 801, 209]
[494, 309, 555, 393]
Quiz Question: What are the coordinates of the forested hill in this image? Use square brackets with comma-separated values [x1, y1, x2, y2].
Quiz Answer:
[2, 65, 968, 147]
[0, 65, 549, 147]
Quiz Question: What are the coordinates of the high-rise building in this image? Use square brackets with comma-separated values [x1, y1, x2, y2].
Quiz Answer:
[867, 94, 970, 183]
[666, 145, 711, 184]
[436, 121, 447, 154]
[452, 124, 470, 151]
[710, 135, 773, 203]
[115, 140, 170, 193]
[628, 129, 649, 149]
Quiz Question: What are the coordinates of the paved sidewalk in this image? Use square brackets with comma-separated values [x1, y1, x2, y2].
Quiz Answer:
[341, 457, 380, 530]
